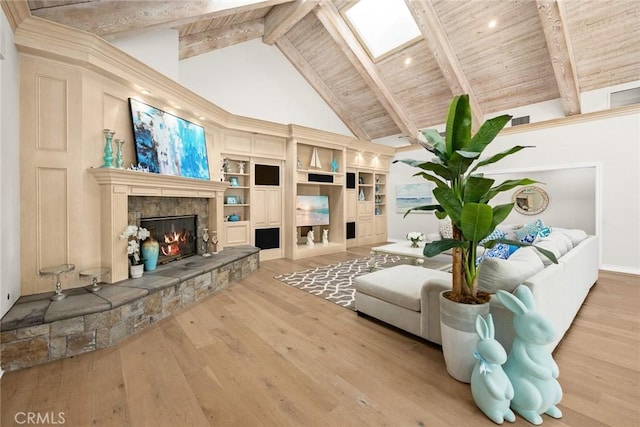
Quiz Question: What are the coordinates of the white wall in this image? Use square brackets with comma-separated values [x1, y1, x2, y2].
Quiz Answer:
[389, 112, 640, 273]
[112, 29, 180, 81]
[582, 80, 640, 113]
[1, 9, 20, 317]
[179, 38, 352, 136]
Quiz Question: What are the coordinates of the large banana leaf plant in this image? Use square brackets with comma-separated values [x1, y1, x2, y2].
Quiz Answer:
[395, 94, 557, 303]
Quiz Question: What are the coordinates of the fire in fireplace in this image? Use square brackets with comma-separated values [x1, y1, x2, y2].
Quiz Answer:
[140, 215, 198, 264]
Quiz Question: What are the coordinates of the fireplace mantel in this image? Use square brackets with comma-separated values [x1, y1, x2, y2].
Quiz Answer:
[89, 168, 229, 283]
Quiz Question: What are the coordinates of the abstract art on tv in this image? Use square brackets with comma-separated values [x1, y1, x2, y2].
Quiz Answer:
[128, 98, 210, 180]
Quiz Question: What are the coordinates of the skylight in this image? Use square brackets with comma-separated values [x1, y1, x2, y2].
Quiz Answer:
[344, 0, 421, 59]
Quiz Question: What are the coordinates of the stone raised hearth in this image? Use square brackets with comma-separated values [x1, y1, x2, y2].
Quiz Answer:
[1, 246, 259, 372]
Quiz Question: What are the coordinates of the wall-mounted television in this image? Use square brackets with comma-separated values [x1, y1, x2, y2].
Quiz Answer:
[296, 195, 329, 227]
[128, 98, 210, 180]
[255, 164, 280, 186]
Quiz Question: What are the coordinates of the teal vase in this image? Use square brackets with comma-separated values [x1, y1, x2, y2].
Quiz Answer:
[141, 236, 159, 271]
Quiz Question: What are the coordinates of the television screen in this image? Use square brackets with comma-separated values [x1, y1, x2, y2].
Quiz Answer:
[296, 195, 329, 227]
[255, 164, 280, 186]
[128, 98, 210, 180]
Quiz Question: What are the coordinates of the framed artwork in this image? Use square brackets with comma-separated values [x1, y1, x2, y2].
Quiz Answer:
[225, 195, 238, 205]
[128, 98, 210, 180]
[229, 176, 239, 187]
[396, 183, 435, 214]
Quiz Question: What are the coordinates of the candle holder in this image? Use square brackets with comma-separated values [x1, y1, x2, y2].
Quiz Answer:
[202, 228, 211, 257]
[101, 129, 115, 168]
[115, 139, 125, 169]
[39, 264, 75, 301]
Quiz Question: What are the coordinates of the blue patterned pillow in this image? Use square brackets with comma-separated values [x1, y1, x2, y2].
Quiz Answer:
[515, 219, 545, 241]
[479, 229, 507, 246]
[476, 243, 515, 265]
[519, 231, 538, 244]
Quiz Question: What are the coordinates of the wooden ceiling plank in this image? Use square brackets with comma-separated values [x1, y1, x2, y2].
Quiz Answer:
[180, 19, 264, 60]
[29, 0, 292, 40]
[537, 0, 581, 116]
[276, 35, 370, 140]
[314, 1, 418, 142]
[405, 0, 484, 129]
[263, 0, 319, 45]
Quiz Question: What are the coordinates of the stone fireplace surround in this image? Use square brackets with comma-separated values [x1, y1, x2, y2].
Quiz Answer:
[89, 168, 229, 283]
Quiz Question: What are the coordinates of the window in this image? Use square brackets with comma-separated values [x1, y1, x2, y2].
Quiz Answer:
[343, 0, 421, 60]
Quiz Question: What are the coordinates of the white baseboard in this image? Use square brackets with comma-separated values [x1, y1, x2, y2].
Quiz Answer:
[600, 264, 640, 276]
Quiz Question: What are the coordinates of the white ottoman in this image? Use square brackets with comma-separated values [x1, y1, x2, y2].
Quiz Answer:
[354, 265, 451, 343]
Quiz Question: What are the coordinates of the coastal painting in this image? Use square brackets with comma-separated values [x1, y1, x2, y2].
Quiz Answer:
[396, 183, 434, 214]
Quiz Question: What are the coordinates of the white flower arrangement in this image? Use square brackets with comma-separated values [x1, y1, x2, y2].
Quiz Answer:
[406, 231, 425, 242]
[119, 225, 150, 265]
[406, 231, 425, 247]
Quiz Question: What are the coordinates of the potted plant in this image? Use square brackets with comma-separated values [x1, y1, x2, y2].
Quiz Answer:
[119, 225, 150, 278]
[395, 94, 557, 382]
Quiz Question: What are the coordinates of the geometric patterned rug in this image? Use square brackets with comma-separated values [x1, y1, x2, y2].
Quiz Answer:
[274, 255, 404, 311]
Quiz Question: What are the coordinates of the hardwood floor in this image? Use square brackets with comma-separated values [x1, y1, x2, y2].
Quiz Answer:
[2, 247, 639, 426]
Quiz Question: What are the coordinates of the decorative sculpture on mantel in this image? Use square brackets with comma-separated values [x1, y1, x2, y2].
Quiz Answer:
[101, 129, 115, 168]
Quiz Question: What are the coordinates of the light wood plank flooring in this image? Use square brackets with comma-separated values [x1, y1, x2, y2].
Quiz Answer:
[2, 246, 639, 426]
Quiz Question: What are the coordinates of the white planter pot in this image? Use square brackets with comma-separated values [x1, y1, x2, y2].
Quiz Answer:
[130, 264, 144, 279]
[439, 290, 490, 383]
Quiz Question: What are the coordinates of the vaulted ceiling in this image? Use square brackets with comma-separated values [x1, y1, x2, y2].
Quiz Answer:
[25, 0, 640, 144]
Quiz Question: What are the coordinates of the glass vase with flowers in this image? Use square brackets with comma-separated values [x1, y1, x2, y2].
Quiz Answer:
[119, 225, 150, 278]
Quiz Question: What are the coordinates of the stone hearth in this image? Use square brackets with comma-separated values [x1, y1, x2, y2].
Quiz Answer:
[1, 246, 259, 372]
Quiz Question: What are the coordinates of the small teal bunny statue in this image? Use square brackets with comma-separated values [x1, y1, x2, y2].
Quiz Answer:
[471, 313, 515, 424]
[496, 285, 563, 425]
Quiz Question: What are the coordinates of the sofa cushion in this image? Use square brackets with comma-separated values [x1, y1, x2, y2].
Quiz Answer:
[554, 228, 588, 246]
[478, 247, 545, 293]
[534, 231, 574, 264]
[515, 218, 547, 240]
[354, 265, 451, 312]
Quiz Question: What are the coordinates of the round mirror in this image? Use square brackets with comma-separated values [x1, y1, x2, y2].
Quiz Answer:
[512, 186, 549, 215]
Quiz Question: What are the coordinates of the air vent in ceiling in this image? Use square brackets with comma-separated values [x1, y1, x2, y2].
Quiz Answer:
[511, 116, 530, 126]
[610, 87, 640, 108]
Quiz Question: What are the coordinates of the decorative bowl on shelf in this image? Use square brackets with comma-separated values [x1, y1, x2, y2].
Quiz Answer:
[229, 213, 240, 222]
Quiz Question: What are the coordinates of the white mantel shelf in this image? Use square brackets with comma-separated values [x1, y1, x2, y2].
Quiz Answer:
[88, 168, 229, 197]
[89, 168, 229, 283]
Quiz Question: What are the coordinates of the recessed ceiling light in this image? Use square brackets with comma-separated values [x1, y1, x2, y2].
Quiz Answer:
[404, 57, 412, 66]
[488, 20, 497, 29]
[198, 116, 206, 121]
[140, 89, 151, 95]
[174, 105, 181, 109]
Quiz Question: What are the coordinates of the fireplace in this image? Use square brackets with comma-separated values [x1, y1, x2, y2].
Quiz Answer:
[140, 215, 198, 264]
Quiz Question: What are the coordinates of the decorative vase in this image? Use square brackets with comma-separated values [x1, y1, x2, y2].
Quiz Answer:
[439, 290, 490, 383]
[141, 235, 160, 271]
[130, 264, 144, 279]
[101, 129, 115, 168]
[115, 138, 125, 169]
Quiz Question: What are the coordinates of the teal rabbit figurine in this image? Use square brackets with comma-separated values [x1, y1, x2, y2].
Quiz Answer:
[471, 314, 515, 424]
[496, 286, 563, 425]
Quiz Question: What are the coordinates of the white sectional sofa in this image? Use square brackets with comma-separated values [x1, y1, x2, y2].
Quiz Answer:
[354, 229, 599, 352]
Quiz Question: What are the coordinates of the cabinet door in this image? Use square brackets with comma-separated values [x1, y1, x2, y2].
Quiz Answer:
[375, 216, 387, 241]
[253, 188, 281, 226]
[346, 189, 357, 221]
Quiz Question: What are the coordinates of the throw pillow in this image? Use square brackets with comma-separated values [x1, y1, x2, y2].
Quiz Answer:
[515, 218, 545, 241]
[479, 229, 507, 246]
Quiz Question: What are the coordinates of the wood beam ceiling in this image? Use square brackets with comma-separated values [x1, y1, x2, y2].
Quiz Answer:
[180, 19, 264, 60]
[314, 1, 418, 142]
[404, 0, 484, 130]
[276, 36, 370, 140]
[263, 0, 320, 45]
[29, 0, 292, 40]
[537, 0, 581, 116]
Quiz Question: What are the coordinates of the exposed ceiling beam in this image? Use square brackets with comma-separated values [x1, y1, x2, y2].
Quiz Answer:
[314, 1, 418, 142]
[29, 0, 292, 41]
[263, 0, 319, 45]
[405, 0, 484, 130]
[537, 0, 581, 115]
[276, 36, 370, 140]
[180, 19, 264, 60]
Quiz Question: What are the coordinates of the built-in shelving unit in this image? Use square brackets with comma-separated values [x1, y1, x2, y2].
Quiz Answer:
[222, 155, 251, 246]
[286, 141, 346, 259]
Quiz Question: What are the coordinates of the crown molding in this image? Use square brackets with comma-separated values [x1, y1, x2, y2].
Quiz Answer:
[0, 0, 31, 32]
[13, 14, 367, 145]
